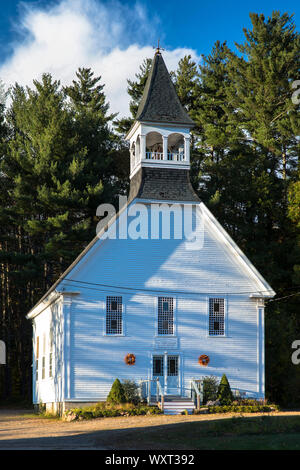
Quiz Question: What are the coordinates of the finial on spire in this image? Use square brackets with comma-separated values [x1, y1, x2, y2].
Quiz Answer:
[154, 39, 165, 55]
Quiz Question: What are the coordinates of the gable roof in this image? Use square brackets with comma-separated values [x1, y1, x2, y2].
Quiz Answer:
[135, 52, 195, 126]
[26, 201, 127, 319]
[26, 199, 275, 319]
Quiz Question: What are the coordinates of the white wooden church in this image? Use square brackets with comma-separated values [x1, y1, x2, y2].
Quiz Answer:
[26, 50, 275, 414]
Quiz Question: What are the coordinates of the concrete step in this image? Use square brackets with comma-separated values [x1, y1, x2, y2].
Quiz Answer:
[164, 402, 195, 406]
[163, 400, 195, 415]
[163, 401, 194, 405]
[165, 398, 195, 402]
[150, 395, 196, 415]
[164, 407, 194, 415]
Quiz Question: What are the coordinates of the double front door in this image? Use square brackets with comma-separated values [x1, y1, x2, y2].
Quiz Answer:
[152, 354, 180, 395]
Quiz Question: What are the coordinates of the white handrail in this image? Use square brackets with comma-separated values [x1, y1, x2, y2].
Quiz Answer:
[191, 379, 203, 409]
[156, 378, 165, 412]
[139, 378, 165, 411]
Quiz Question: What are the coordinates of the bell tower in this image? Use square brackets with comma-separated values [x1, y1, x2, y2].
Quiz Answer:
[125, 50, 199, 203]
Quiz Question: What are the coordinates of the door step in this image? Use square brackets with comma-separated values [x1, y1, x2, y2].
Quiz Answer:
[162, 398, 195, 415]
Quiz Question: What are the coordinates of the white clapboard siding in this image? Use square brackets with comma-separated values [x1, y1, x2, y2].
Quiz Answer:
[68, 290, 261, 401]
[33, 299, 63, 404]
[31, 201, 269, 404]
[66, 204, 262, 295]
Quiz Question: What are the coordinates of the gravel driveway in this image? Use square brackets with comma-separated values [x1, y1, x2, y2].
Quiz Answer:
[1, 409, 300, 450]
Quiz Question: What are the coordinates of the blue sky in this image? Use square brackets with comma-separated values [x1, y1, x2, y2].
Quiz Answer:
[0, 0, 298, 116]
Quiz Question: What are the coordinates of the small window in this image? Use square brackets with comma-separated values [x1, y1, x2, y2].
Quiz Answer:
[106, 296, 122, 335]
[153, 356, 164, 376]
[49, 352, 53, 378]
[209, 298, 225, 336]
[36, 336, 39, 381]
[158, 297, 174, 335]
[49, 328, 53, 378]
[42, 356, 45, 380]
[42, 334, 46, 379]
[167, 356, 178, 376]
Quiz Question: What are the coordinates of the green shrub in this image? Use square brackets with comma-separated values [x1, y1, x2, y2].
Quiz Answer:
[206, 404, 279, 414]
[217, 374, 233, 405]
[107, 379, 126, 404]
[202, 376, 219, 404]
[64, 403, 162, 421]
[122, 380, 141, 404]
[233, 398, 269, 406]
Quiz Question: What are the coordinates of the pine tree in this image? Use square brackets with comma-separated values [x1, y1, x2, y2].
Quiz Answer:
[227, 12, 300, 183]
[0, 71, 119, 401]
[171, 55, 200, 188]
[64, 67, 128, 220]
[172, 55, 199, 116]
[190, 13, 300, 407]
[0, 88, 13, 399]
[192, 40, 252, 240]
[107, 378, 126, 404]
[223, 11, 300, 406]
[217, 374, 233, 405]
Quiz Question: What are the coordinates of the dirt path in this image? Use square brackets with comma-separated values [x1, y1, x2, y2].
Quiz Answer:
[0, 409, 300, 450]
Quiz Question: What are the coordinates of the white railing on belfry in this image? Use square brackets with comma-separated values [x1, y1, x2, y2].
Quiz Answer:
[145, 152, 163, 160]
[144, 152, 186, 161]
[167, 152, 185, 161]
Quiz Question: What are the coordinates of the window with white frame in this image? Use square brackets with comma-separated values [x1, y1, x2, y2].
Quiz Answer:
[153, 356, 164, 376]
[36, 336, 39, 381]
[158, 297, 174, 335]
[106, 296, 123, 335]
[209, 298, 225, 335]
[167, 356, 178, 376]
[42, 333, 46, 379]
[49, 328, 53, 378]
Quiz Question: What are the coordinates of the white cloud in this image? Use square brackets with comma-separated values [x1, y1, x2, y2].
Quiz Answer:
[0, 0, 199, 117]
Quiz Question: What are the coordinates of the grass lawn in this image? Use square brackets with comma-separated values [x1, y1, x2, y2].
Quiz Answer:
[101, 415, 300, 450]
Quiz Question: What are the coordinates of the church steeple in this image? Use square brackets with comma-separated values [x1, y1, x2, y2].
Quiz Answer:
[126, 51, 199, 203]
[135, 51, 195, 126]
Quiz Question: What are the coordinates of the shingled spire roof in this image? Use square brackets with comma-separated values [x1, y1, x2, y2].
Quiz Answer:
[135, 52, 195, 126]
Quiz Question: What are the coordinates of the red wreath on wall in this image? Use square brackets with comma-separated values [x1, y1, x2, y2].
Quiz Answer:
[198, 354, 210, 366]
[124, 353, 136, 365]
